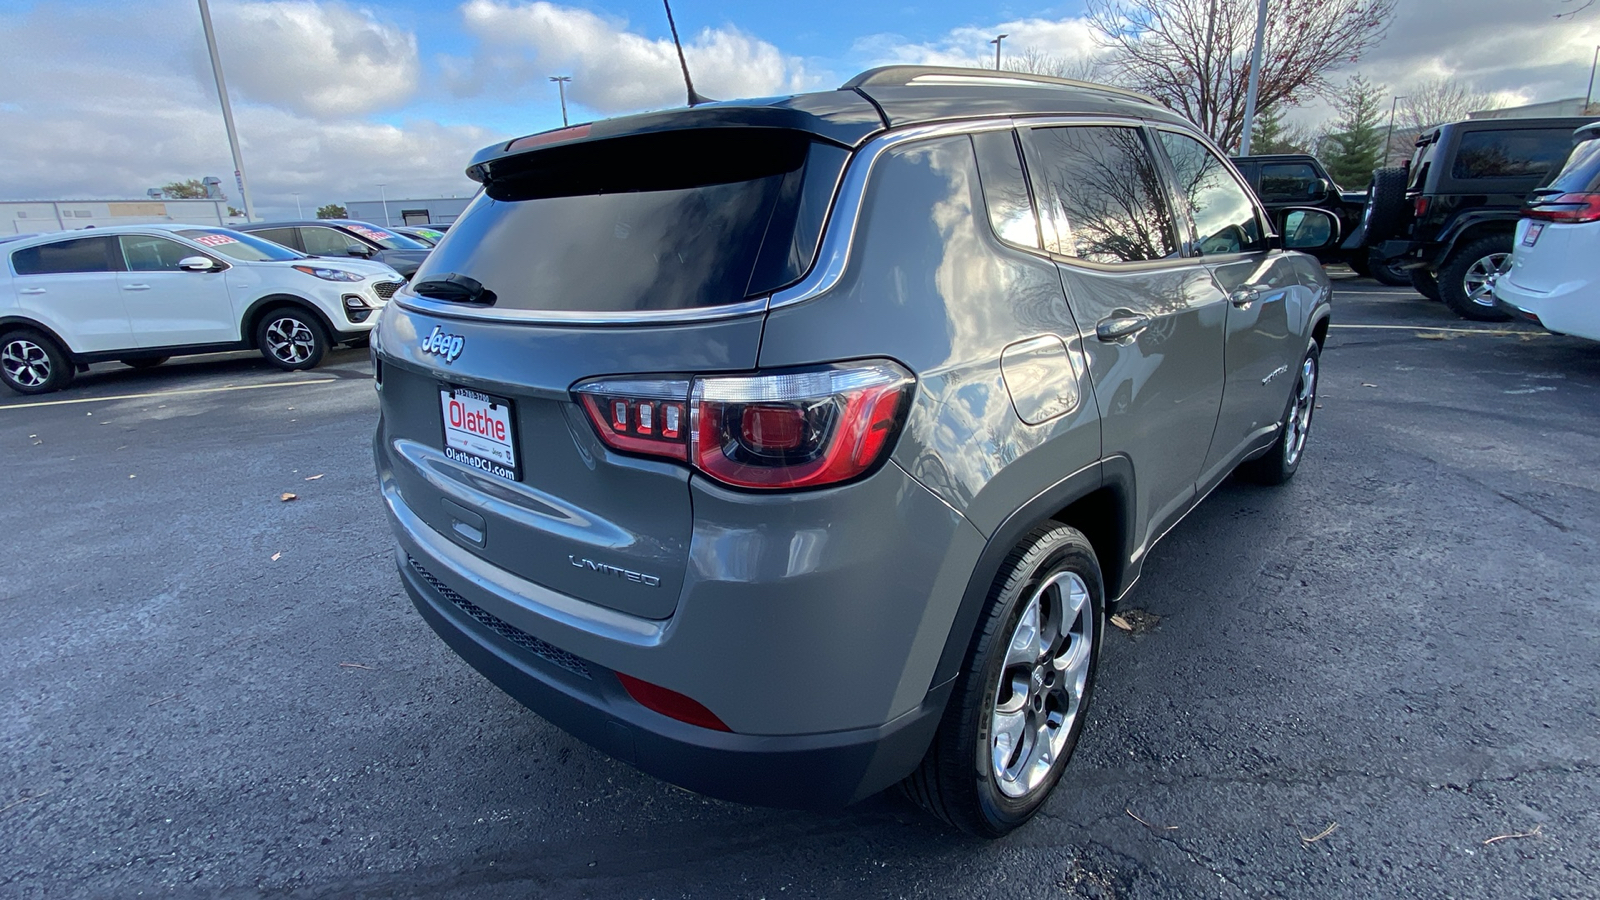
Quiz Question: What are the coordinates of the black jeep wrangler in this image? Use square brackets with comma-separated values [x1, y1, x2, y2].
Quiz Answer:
[1232, 153, 1390, 279]
[1365, 116, 1595, 320]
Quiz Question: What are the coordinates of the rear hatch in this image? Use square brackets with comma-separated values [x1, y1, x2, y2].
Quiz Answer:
[375, 126, 849, 619]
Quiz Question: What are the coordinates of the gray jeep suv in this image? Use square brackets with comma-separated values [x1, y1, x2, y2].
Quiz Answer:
[372, 66, 1335, 837]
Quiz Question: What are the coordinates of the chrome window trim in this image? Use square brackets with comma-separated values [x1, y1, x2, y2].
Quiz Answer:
[393, 290, 771, 326]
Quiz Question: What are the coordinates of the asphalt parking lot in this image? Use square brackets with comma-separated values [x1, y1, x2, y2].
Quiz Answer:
[3, 279, 1597, 899]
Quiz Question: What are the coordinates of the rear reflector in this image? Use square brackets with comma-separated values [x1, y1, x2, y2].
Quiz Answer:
[615, 672, 730, 731]
[573, 361, 914, 491]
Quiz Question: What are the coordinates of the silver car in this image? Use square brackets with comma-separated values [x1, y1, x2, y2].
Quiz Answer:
[372, 66, 1337, 836]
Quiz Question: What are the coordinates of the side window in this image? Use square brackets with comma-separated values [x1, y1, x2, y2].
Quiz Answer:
[1157, 131, 1265, 256]
[1025, 125, 1178, 264]
[1452, 130, 1572, 180]
[250, 227, 300, 250]
[120, 235, 206, 272]
[971, 130, 1042, 250]
[1257, 162, 1322, 202]
[301, 227, 363, 256]
[12, 236, 118, 276]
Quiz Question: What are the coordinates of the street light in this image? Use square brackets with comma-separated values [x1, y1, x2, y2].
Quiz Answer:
[550, 75, 572, 127]
[196, 0, 256, 222]
[1384, 95, 1406, 166]
[990, 34, 1008, 71]
[377, 183, 390, 226]
[1238, 0, 1269, 155]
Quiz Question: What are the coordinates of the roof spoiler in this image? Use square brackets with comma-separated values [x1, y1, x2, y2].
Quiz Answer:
[841, 65, 1160, 107]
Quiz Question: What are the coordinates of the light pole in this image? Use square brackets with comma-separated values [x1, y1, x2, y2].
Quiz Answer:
[1587, 46, 1599, 112]
[196, 0, 256, 222]
[1384, 95, 1406, 166]
[292, 192, 302, 218]
[990, 34, 1008, 71]
[377, 183, 390, 226]
[1237, 0, 1268, 155]
[549, 75, 572, 127]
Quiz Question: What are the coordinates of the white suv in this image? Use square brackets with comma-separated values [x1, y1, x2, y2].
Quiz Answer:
[0, 224, 403, 394]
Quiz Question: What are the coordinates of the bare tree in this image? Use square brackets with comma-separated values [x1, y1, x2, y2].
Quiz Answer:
[1403, 76, 1503, 130]
[1008, 47, 1108, 83]
[1555, 0, 1595, 18]
[1085, 0, 1396, 150]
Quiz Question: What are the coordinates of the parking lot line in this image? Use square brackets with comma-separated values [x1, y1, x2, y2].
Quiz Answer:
[0, 378, 338, 411]
[1329, 324, 1528, 335]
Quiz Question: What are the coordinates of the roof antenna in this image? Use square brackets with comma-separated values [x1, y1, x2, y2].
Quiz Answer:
[662, 0, 713, 106]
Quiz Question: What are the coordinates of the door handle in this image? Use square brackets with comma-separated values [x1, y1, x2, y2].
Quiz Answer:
[20, 287, 46, 295]
[1096, 311, 1150, 342]
[1228, 286, 1261, 308]
[122, 284, 151, 291]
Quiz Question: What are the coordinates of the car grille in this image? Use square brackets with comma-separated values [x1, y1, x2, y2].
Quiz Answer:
[406, 554, 592, 679]
[373, 281, 402, 300]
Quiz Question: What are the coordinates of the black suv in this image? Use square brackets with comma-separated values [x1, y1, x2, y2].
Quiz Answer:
[237, 220, 432, 280]
[1231, 153, 1386, 277]
[1366, 117, 1594, 320]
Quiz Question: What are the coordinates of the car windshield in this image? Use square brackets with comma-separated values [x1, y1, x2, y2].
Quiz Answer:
[176, 228, 304, 261]
[340, 223, 428, 250]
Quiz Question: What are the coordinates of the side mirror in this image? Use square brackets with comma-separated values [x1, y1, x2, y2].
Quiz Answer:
[347, 246, 373, 258]
[178, 256, 217, 272]
[1279, 208, 1340, 251]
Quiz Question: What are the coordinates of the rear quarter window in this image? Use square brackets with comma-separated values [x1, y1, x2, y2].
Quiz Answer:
[1451, 129, 1574, 180]
[12, 236, 119, 275]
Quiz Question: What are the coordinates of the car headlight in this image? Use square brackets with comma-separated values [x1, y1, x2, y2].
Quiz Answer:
[293, 264, 365, 282]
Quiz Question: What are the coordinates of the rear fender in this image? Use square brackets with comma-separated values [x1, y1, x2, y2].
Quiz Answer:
[1429, 212, 1518, 267]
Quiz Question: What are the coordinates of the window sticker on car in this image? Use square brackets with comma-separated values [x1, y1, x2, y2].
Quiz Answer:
[349, 226, 393, 241]
[191, 233, 239, 247]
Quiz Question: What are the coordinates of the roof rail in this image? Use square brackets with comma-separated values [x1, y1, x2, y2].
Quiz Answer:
[841, 65, 1160, 107]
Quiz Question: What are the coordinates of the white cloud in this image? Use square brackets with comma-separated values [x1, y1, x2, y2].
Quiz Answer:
[854, 16, 1099, 71]
[448, 0, 814, 113]
[209, 1, 422, 118]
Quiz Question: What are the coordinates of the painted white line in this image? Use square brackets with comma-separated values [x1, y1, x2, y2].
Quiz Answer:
[1329, 324, 1529, 335]
[1335, 289, 1419, 295]
[0, 378, 338, 411]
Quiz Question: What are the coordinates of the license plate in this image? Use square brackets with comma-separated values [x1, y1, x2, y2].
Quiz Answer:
[440, 387, 518, 480]
[1523, 223, 1544, 246]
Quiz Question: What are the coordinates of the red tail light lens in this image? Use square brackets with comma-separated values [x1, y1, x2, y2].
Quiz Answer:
[573, 361, 914, 490]
[1413, 195, 1430, 218]
[1525, 192, 1600, 224]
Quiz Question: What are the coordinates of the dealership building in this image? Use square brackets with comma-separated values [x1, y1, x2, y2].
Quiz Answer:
[1, 198, 242, 235]
[343, 196, 475, 228]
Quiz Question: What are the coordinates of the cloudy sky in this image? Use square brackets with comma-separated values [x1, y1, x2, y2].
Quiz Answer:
[1, 0, 1597, 219]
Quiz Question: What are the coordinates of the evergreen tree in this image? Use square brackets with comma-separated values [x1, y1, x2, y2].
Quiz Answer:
[1252, 106, 1311, 154]
[1322, 76, 1387, 188]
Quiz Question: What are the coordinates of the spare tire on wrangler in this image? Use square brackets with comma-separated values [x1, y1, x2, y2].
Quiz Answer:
[1363, 167, 1409, 243]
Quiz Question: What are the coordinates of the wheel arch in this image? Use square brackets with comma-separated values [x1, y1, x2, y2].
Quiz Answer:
[0, 316, 77, 361]
[930, 457, 1135, 688]
[1430, 215, 1517, 267]
[242, 294, 338, 349]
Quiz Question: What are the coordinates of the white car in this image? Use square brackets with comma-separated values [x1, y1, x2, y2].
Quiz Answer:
[0, 224, 403, 393]
[1494, 123, 1600, 343]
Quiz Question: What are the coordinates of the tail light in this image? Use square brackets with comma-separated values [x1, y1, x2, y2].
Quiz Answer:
[1413, 195, 1430, 218]
[1525, 192, 1600, 224]
[573, 361, 914, 490]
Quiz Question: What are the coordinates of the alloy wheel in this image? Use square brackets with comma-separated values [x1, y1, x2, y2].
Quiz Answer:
[990, 570, 1094, 799]
[264, 317, 315, 365]
[1, 338, 51, 388]
[1463, 252, 1511, 308]
[1284, 355, 1317, 468]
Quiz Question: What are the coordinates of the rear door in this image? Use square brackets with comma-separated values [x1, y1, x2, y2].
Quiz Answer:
[1152, 129, 1310, 486]
[10, 236, 131, 352]
[1020, 122, 1226, 551]
[375, 128, 845, 620]
[116, 234, 237, 346]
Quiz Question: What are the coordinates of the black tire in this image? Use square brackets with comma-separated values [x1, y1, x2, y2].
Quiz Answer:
[120, 356, 169, 370]
[1346, 254, 1372, 277]
[1367, 251, 1411, 286]
[0, 329, 74, 395]
[1363, 167, 1409, 243]
[1238, 341, 1320, 486]
[255, 307, 328, 370]
[1438, 235, 1514, 322]
[1410, 268, 1441, 301]
[903, 524, 1104, 838]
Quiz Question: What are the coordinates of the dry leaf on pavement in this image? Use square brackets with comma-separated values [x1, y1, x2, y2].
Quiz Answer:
[280, 492, 297, 502]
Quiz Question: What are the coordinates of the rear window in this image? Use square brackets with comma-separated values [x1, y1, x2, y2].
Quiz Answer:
[413, 129, 848, 313]
[1451, 129, 1574, 180]
[1547, 137, 1600, 193]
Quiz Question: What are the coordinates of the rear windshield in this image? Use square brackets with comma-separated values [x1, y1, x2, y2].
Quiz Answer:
[176, 228, 303, 261]
[413, 129, 848, 313]
[1547, 137, 1600, 193]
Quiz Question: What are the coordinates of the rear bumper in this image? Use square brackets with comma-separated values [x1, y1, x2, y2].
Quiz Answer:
[1493, 276, 1599, 340]
[398, 547, 948, 808]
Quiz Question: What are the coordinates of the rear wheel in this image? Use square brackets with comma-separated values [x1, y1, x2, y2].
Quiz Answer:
[1438, 236, 1513, 321]
[1239, 342, 1319, 485]
[1, 329, 73, 394]
[120, 356, 169, 370]
[255, 307, 328, 370]
[903, 524, 1103, 838]
[1410, 268, 1441, 301]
